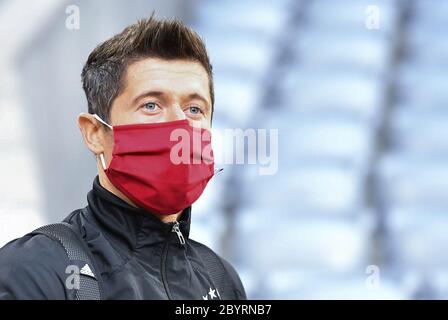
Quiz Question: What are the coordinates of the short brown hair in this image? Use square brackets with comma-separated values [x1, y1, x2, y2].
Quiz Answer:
[81, 14, 214, 122]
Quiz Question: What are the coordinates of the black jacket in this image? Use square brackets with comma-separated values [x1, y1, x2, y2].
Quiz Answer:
[0, 177, 246, 300]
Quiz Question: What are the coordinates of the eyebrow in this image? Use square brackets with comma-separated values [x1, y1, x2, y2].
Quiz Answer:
[133, 90, 211, 112]
[133, 90, 165, 106]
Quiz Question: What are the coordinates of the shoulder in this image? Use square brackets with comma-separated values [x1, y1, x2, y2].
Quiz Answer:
[0, 232, 70, 299]
[189, 239, 247, 300]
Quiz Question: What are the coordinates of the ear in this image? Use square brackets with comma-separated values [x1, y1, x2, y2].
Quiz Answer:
[77, 113, 109, 155]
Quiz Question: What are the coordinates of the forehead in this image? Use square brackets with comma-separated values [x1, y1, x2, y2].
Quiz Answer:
[123, 58, 210, 100]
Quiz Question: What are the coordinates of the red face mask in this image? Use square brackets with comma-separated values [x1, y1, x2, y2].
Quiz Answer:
[94, 115, 217, 215]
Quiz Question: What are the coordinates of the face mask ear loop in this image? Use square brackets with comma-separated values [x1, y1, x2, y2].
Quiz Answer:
[99, 153, 107, 171]
[93, 114, 111, 171]
[93, 114, 113, 130]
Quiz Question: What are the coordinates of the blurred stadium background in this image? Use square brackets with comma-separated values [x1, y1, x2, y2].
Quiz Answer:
[1, 0, 447, 299]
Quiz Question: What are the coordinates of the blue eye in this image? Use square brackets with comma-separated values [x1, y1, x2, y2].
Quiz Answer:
[189, 106, 202, 114]
[143, 102, 157, 111]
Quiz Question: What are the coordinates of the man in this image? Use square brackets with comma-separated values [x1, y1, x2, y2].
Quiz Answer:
[0, 15, 246, 300]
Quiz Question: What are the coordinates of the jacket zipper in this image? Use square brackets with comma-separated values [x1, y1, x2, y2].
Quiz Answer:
[172, 221, 186, 245]
[161, 221, 186, 300]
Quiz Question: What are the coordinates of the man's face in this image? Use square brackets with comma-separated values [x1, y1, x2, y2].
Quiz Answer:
[82, 57, 213, 212]
[101, 57, 213, 157]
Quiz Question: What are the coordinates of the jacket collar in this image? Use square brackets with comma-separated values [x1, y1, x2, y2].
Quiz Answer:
[86, 176, 191, 252]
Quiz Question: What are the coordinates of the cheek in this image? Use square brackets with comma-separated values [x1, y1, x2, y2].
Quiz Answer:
[189, 118, 211, 130]
[201, 113, 213, 130]
[202, 119, 211, 130]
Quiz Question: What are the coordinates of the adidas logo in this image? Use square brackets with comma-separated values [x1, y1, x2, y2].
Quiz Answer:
[80, 264, 95, 278]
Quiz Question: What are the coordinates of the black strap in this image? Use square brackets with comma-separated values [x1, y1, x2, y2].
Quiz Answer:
[195, 243, 237, 300]
[31, 222, 102, 300]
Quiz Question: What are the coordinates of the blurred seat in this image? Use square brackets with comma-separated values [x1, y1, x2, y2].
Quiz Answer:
[242, 164, 367, 216]
[387, 206, 448, 274]
[202, 33, 276, 81]
[212, 75, 262, 126]
[307, 0, 399, 37]
[397, 63, 448, 108]
[265, 269, 408, 299]
[378, 153, 448, 208]
[234, 209, 374, 274]
[406, 21, 448, 65]
[282, 67, 385, 124]
[389, 107, 448, 156]
[293, 27, 392, 75]
[193, 0, 289, 82]
[193, 0, 292, 40]
[266, 113, 375, 170]
[411, 0, 448, 29]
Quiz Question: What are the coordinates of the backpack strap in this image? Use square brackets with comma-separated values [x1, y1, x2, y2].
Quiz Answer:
[31, 222, 102, 300]
[195, 243, 237, 300]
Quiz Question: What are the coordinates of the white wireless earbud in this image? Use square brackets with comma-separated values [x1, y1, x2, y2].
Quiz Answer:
[99, 153, 107, 170]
